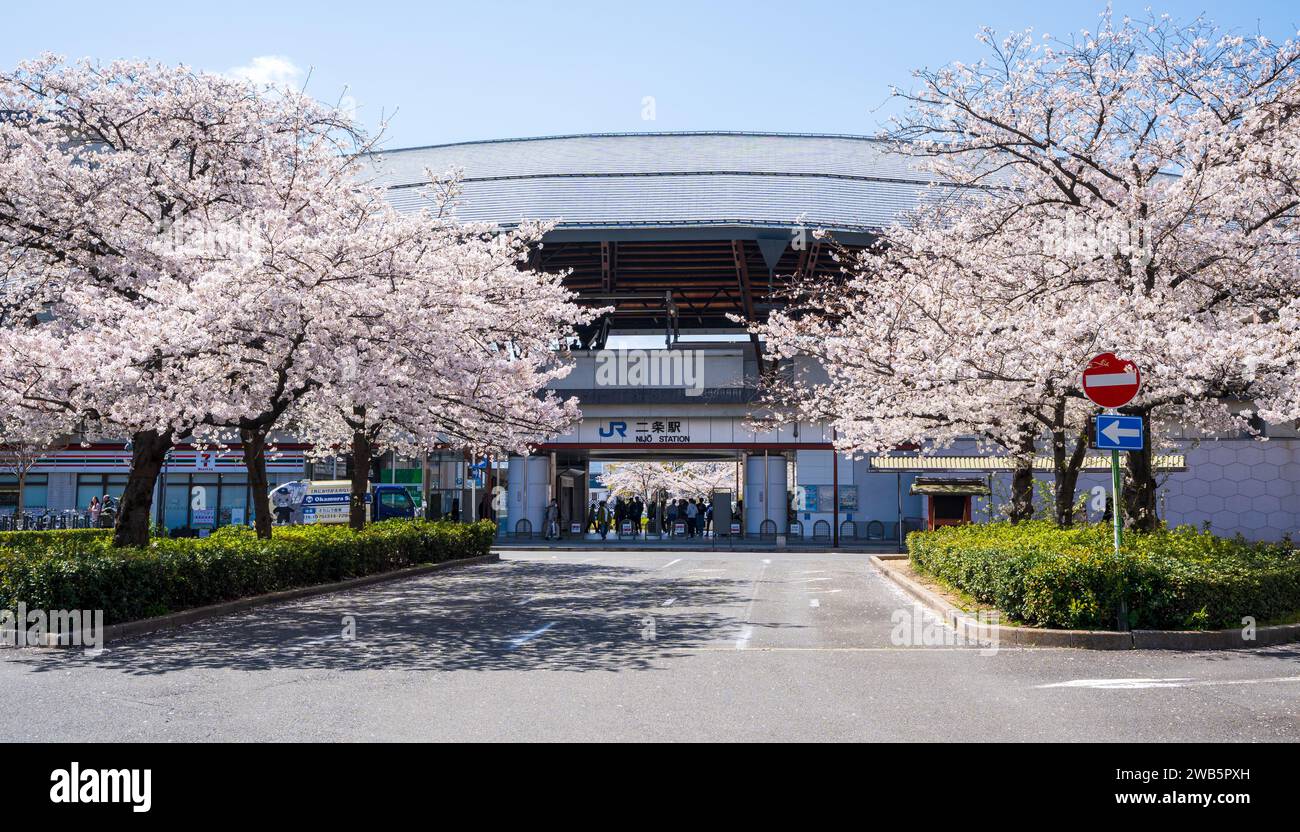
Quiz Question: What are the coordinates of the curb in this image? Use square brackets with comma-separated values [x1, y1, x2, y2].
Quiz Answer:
[871, 554, 1300, 651]
[94, 553, 501, 646]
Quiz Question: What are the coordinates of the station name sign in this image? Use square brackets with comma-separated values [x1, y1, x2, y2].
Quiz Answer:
[598, 418, 693, 444]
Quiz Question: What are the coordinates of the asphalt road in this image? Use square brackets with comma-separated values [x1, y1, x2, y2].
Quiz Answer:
[2, 549, 1298, 742]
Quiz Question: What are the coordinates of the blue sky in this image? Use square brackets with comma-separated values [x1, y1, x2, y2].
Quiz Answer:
[3, 1, 1297, 150]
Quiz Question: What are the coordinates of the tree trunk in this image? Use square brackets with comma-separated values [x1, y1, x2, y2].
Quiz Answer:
[112, 429, 172, 548]
[1124, 443, 1160, 533]
[240, 427, 273, 539]
[1006, 430, 1037, 524]
[349, 427, 371, 531]
[1052, 427, 1090, 528]
[1008, 462, 1035, 523]
[15, 469, 24, 518]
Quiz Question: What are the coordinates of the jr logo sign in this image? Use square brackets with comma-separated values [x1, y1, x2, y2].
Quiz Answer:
[599, 420, 628, 438]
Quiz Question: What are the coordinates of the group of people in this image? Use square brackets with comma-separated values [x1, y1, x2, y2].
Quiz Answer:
[575, 495, 721, 540]
[86, 494, 116, 528]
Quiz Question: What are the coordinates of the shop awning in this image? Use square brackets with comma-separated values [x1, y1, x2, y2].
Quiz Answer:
[908, 477, 992, 496]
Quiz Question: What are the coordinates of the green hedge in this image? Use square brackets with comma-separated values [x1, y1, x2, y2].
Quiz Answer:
[908, 521, 1300, 630]
[0, 528, 112, 551]
[0, 520, 496, 625]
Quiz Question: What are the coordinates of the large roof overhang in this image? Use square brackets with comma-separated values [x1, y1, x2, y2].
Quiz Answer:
[366, 132, 963, 340]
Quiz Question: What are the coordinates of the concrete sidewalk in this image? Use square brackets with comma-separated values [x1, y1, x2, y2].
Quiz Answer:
[493, 535, 903, 554]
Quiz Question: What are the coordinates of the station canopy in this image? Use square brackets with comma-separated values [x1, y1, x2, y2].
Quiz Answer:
[365, 132, 969, 343]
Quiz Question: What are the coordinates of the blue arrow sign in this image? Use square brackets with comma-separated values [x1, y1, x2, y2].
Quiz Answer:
[1094, 415, 1144, 451]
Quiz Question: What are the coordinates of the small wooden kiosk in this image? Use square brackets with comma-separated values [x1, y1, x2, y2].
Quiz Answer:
[909, 477, 992, 530]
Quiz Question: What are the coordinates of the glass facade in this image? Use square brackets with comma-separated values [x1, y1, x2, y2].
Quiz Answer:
[0, 474, 49, 512]
[76, 474, 128, 509]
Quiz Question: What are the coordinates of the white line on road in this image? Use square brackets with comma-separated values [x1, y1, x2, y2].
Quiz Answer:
[796, 570, 826, 575]
[661, 598, 677, 607]
[794, 577, 833, 584]
[735, 625, 754, 650]
[762, 559, 771, 565]
[1037, 676, 1300, 690]
[809, 599, 820, 608]
[659, 558, 682, 569]
[506, 622, 556, 649]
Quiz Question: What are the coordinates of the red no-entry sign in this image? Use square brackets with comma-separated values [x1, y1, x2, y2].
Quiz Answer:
[1082, 352, 1141, 409]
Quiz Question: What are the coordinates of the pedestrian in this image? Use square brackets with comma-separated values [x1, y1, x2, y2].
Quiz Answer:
[686, 498, 699, 537]
[596, 500, 610, 540]
[667, 499, 679, 534]
[88, 496, 101, 528]
[631, 497, 643, 537]
[586, 500, 597, 533]
[704, 500, 713, 536]
[544, 499, 560, 540]
[450, 497, 461, 522]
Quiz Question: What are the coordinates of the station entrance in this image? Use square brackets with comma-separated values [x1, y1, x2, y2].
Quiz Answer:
[501, 444, 804, 543]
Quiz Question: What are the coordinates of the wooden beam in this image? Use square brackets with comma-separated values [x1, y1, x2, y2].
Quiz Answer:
[732, 240, 764, 362]
[600, 240, 616, 294]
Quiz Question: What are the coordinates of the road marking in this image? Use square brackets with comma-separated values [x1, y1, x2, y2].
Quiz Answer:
[735, 625, 754, 650]
[660, 598, 677, 607]
[659, 558, 682, 569]
[1037, 676, 1300, 690]
[506, 623, 555, 649]
[809, 599, 820, 608]
[797, 570, 825, 575]
[794, 577, 833, 584]
[762, 559, 771, 565]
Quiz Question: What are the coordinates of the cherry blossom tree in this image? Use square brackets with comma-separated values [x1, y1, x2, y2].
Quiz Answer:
[761, 11, 1300, 531]
[600, 460, 734, 502]
[882, 10, 1300, 530]
[286, 212, 591, 531]
[0, 55, 379, 545]
[0, 397, 71, 518]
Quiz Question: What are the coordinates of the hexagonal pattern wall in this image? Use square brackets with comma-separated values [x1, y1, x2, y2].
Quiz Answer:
[1161, 440, 1299, 541]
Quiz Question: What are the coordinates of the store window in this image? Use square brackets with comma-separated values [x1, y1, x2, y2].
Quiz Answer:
[1, 474, 48, 513]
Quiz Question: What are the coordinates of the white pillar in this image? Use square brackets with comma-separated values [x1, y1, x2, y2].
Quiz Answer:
[506, 455, 549, 535]
[745, 454, 787, 534]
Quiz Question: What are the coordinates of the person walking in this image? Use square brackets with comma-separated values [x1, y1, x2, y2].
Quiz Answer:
[88, 496, 101, 529]
[685, 498, 699, 538]
[630, 497, 643, 538]
[544, 499, 560, 541]
[596, 500, 611, 540]
[586, 500, 597, 533]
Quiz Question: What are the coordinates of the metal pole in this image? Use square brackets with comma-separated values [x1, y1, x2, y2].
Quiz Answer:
[1110, 448, 1123, 555]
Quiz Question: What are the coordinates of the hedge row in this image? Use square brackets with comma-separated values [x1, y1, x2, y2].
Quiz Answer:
[0, 519, 497, 625]
[0, 528, 112, 551]
[908, 521, 1300, 630]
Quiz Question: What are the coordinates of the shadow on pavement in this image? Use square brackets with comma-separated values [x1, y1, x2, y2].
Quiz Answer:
[8, 560, 786, 675]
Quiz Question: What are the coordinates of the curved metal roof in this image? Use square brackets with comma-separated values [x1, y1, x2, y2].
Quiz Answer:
[365, 132, 964, 233]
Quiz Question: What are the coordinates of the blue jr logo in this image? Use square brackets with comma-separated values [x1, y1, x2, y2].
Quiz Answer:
[599, 420, 628, 438]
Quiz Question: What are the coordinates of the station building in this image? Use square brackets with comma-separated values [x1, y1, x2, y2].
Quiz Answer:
[7, 132, 1298, 543]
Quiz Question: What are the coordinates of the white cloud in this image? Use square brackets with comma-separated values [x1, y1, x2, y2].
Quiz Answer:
[227, 55, 302, 87]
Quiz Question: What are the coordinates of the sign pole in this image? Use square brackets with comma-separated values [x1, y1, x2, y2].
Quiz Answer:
[1110, 447, 1122, 556]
